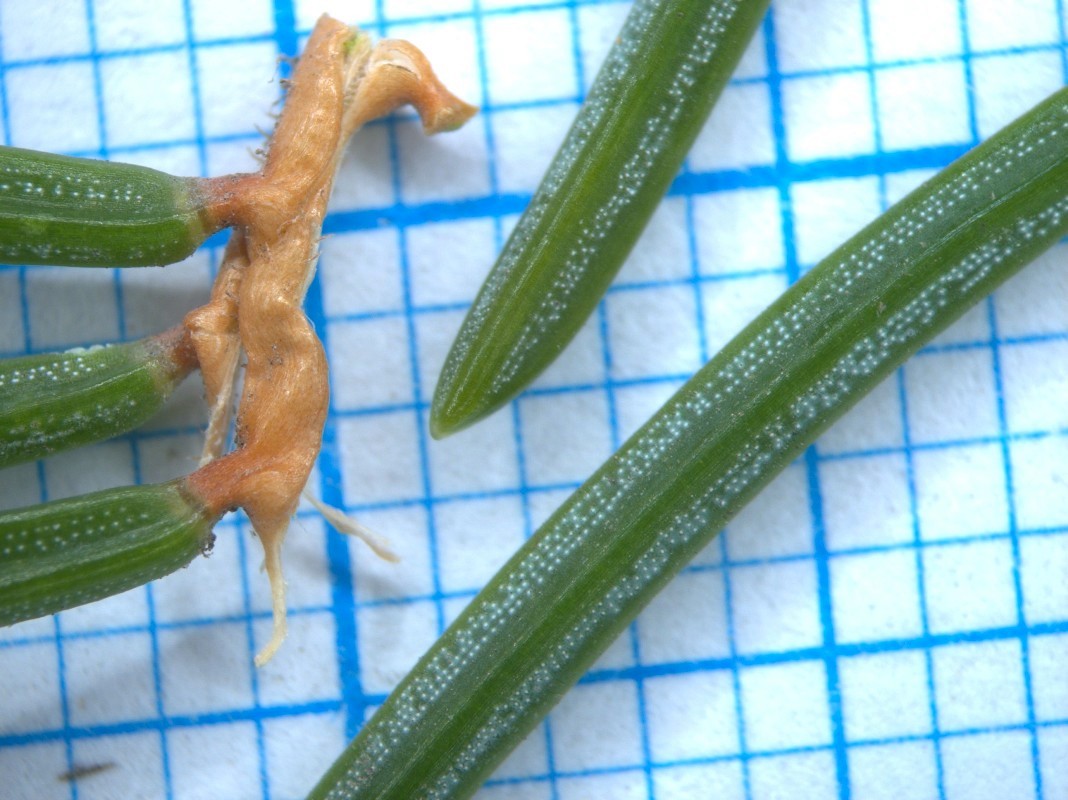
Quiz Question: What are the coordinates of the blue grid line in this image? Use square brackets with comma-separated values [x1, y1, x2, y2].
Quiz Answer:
[861, 2, 945, 793]
[4, 30, 1061, 160]
[264, 0, 373, 750]
[0, 698, 342, 749]
[579, 616, 1068, 687]
[275, 0, 1065, 73]
[1060, 0, 1068, 79]
[984, 222, 1044, 798]
[0, 35, 278, 71]
[478, 711, 1068, 787]
[9, 611, 1068, 755]
[763, 8, 850, 798]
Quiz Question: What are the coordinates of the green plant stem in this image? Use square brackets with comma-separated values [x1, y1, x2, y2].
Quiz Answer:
[310, 88, 1068, 800]
[430, 0, 771, 437]
[0, 480, 218, 626]
[0, 146, 222, 267]
[0, 326, 197, 469]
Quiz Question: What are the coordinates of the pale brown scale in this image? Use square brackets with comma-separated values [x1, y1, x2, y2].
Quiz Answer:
[183, 15, 476, 665]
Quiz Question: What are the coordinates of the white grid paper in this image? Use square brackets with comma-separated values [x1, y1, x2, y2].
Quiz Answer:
[0, 1, 1066, 798]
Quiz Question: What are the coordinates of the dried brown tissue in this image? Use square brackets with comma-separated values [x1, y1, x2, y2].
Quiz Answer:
[167, 15, 477, 666]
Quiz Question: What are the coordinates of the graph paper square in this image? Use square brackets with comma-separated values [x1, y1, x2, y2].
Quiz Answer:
[1001, 339, 1068, 432]
[932, 639, 1029, 731]
[74, 731, 165, 800]
[913, 443, 1009, 540]
[821, 453, 912, 550]
[0, 0, 90, 61]
[772, 0, 866, 73]
[966, 0, 1060, 50]
[782, 72, 875, 162]
[551, 680, 644, 772]
[690, 82, 777, 171]
[726, 464, 813, 559]
[102, 50, 198, 148]
[847, 742, 939, 800]
[942, 731, 1037, 799]
[95, 0, 188, 50]
[875, 61, 971, 151]
[638, 569, 732, 663]
[6, 62, 99, 153]
[831, 549, 924, 642]
[740, 660, 831, 750]
[868, 0, 962, 61]
[64, 633, 159, 726]
[653, 761, 747, 800]
[646, 669, 740, 761]
[790, 176, 882, 266]
[195, 42, 280, 138]
[1, 1, 1066, 799]
[483, 9, 578, 105]
[521, 390, 614, 486]
[263, 713, 347, 799]
[923, 539, 1018, 632]
[1039, 726, 1068, 800]
[167, 722, 262, 800]
[971, 50, 1066, 137]
[730, 559, 823, 654]
[318, 228, 403, 315]
[607, 284, 703, 380]
[839, 650, 932, 741]
[1021, 533, 1068, 622]
[406, 217, 499, 306]
[904, 348, 1000, 444]
[748, 751, 839, 800]
[694, 187, 784, 275]
[557, 771, 647, 800]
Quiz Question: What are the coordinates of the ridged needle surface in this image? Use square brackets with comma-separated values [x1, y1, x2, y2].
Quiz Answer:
[431, 0, 770, 436]
[0, 146, 218, 267]
[0, 330, 195, 468]
[0, 481, 217, 626]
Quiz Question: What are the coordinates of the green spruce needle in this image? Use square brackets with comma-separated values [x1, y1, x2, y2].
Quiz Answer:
[0, 327, 196, 469]
[0, 480, 218, 627]
[0, 146, 222, 268]
[430, 0, 771, 437]
[311, 88, 1068, 800]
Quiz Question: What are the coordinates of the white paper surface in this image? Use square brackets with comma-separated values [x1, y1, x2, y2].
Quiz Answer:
[1, 1, 1067, 798]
